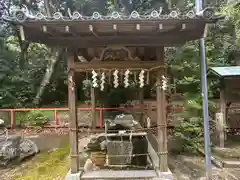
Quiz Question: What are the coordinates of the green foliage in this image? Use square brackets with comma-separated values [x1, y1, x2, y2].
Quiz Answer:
[168, 3, 240, 151]
[174, 93, 217, 151]
[220, 3, 240, 25]
[14, 112, 28, 127]
[17, 111, 50, 127]
[174, 117, 203, 150]
[220, 3, 240, 41]
[0, 36, 68, 108]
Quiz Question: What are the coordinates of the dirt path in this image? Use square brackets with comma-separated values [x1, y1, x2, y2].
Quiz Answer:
[169, 154, 206, 180]
[0, 156, 42, 180]
[169, 154, 240, 180]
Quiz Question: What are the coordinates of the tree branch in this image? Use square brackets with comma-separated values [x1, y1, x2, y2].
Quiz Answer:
[44, 0, 52, 16]
[15, 26, 29, 69]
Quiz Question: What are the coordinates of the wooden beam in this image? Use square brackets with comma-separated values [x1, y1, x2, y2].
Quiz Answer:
[68, 54, 79, 173]
[24, 22, 203, 37]
[27, 36, 189, 47]
[28, 37, 186, 47]
[28, 24, 79, 37]
[23, 18, 212, 27]
[41, 25, 61, 36]
[156, 47, 168, 172]
[91, 86, 96, 129]
[139, 89, 144, 126]
[156, 48, 165, 65]
[25, 21, 204, 35]
[19, 26, 25, 41]
[166, 23, 184, 33]
[63, 25, 79, 36]
[104, 132, 147, 137]
[74, 61, 165, 71]
[26, 30, 203, 48]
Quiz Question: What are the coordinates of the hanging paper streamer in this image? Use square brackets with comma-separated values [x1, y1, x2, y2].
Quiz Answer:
[161, 75, 167, 91]
[124, 69, 130, 88]
[146, 116, 151, 129]
[100, 72, 105, 91]
[139, 70, 145, 88]
[92, 70, 98, 88]
[113, 70, 119, 88]
[68, 75, 74, 91]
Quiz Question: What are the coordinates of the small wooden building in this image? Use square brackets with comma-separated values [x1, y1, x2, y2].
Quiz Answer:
[210, 66, 240, 148]
[4, 5, 218, 180]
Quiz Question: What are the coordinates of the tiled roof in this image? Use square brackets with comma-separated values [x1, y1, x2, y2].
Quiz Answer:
[209, 66, 240, 77]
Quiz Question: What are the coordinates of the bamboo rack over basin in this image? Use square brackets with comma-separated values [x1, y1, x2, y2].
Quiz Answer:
[103, 132, 147, 137]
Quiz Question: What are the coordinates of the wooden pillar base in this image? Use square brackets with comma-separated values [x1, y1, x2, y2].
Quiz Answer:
[216, 112, 225, 148]
[68, 54, 79, 173]
[156, 47, 168, 172]
[219, 85, 226, 148]
[156, 72, 168, 172]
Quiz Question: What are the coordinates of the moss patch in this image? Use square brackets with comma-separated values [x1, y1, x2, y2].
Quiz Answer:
[13, 145, 69, 180]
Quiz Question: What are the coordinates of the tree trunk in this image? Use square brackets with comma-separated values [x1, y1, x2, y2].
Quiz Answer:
[33, 0, 63, 105]
[44, 0, 52, 16]
[15, 27, 29, 69]
[33, 49, 65, 105]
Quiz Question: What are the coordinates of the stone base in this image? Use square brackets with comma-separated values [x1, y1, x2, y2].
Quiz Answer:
[65, 169, 173, 180]
[155, 169, 174, 180]
[65, 170, 82, 180]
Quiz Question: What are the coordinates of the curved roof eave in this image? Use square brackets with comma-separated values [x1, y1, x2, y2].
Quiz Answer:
[2, 7, 222, 47]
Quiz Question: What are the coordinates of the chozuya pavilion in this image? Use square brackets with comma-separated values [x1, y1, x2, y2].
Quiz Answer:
[3, 3, 219, 180]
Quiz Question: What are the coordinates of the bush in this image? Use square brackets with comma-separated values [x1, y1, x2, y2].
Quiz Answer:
[22, 110, 49, 127]
[173, 93, 217, 152]
[174, 117, 203, 151]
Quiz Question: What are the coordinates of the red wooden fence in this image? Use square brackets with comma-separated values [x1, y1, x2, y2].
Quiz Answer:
[0, 106, 184, 129]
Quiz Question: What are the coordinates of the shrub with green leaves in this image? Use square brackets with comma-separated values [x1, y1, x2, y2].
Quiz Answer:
[24, 111, 49, 127]
[174, 93, 217, 151]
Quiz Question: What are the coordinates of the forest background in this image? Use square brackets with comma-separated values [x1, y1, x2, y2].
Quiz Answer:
[0, 0, 240, 147]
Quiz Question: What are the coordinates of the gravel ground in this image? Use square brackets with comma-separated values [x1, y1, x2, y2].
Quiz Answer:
[0, 132, 240, 180]
[169, 153, 240, 180]
[0, 158, 39, 180]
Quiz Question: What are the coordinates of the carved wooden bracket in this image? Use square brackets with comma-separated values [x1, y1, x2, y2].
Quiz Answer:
[88, 46, 141, 61]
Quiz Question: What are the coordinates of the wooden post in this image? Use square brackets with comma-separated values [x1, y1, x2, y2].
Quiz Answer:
[156, 47, 168, 172]
[54, 109, 59, 126]
[91, 86, 96, 129]
[99, 109, 103, 128]
[10, 110, 14, 129]
[139, 89, 144, 126]
[219, 80, 226, 148]
[68, 54, 79, 173]
[216, 112, 224, 148]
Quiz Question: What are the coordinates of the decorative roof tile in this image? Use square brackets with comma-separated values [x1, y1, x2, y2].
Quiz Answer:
[2, 6, 218, 23]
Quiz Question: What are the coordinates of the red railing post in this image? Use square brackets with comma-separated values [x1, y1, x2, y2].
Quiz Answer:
[10, 110, 14, 129]
[99, 109, 103, 129]
[54, 109, 59, 126]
